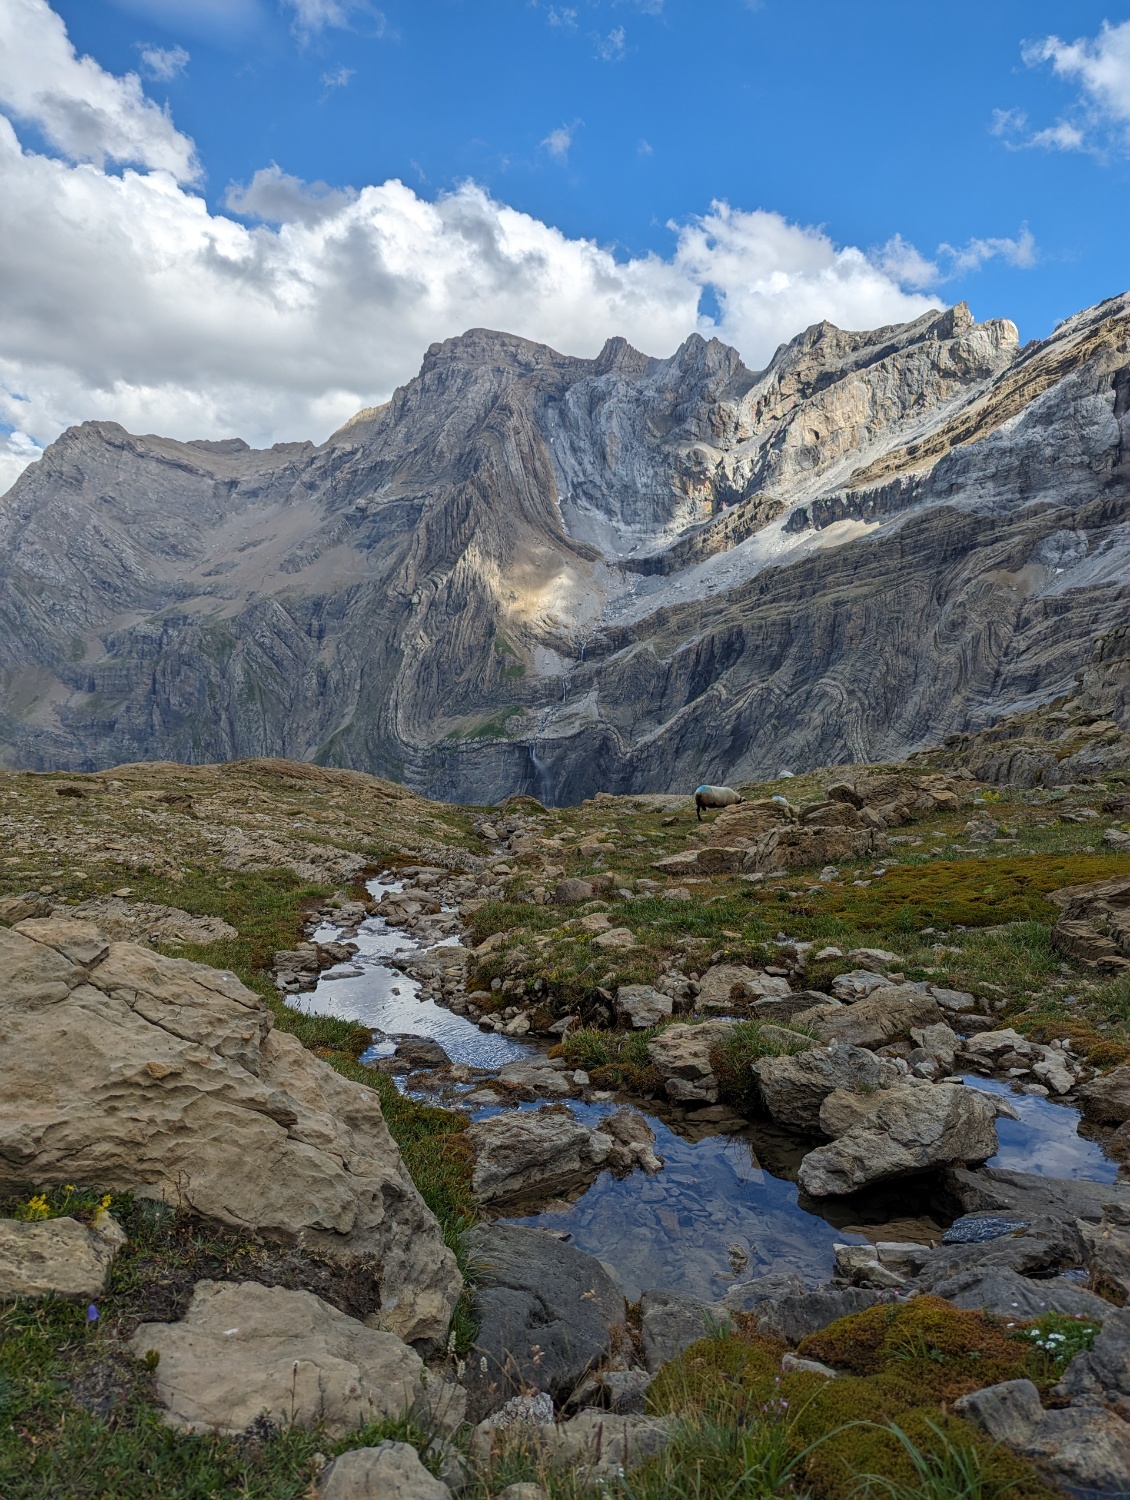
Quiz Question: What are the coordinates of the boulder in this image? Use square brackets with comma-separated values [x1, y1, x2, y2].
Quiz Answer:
[797, 1083, 998, 1197]
[957, 1378, 1130, 1495]
[696, 965, 791, 1011]
[614, 985, 672, 1029]
[534, 1411, 671, 1479]
[317, 1442, 452, 1500]
[926, 1267, 1111, 1320]
[752, 1042, 904, 1134]
[798, 986, 945, 1049]
[754, 1286, 879, 1344]
[464, 1225, 626, 1415]
[830, 970, 888, 1002]
[0, 1212, 126, 1300]
[129, 1281, 457, 1437]
[0, 918, 459, 1343]
[1078, 1064, 1130, 1123]
[596, 1108, 664, 1174]
[638, 1289, 712, 1372]
[646, 1020, 735, 1104]
[1056, 1305, 1130, 1402]
[1047, 874, 1130, 970]
[467, 1104, 611, 1206]
[704, 801, 791, 845]
[721, 1271, 808, 1316]
[554, 879, 596, 904]
[945, 1165, 1130, 1225]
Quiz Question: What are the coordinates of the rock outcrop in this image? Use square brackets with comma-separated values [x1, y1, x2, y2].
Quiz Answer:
[1, 293, 1127, 801]
[0, 916, 460, 1343]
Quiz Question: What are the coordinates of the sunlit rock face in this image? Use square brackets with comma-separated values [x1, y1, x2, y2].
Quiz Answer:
[0, 293, 1126, 803]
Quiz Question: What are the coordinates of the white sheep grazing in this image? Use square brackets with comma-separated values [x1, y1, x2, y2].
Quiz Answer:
[694, 784, 743, 821]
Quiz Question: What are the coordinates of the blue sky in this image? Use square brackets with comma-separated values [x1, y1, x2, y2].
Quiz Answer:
[1, 0, 1128, 483]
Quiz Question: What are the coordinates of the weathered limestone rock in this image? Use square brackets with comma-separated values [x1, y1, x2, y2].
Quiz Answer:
[614, 985, 672, 1029]
[754, 1286, 879, 1343]
[464, 1225, 626, 1414]
[1079, 1064, 1130, 1123]
[797, 1083, 998, 1197]
[798, 986, 945, 1049]
[638, 1288, 712, 1372]
[0, 918, 460, 1343]
[696, 965, 791, 1010]
[534, 1412, 672, 1479]
[646, 1020, 735, 1104]
[129, 1281, 457, 1437]
[597, 1108, 664, 1174]
[1047, 875, 1130, 970]
[317, 1442, 452, 1500]
[752, 1042, 904, 1134]
[467, 1104, 610, 1205]
[0, 1212, 126, 1300]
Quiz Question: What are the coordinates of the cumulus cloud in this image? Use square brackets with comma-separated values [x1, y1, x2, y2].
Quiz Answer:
[937, 226, 1036, 275]
[1006, 19, 1130, 154]
[0, 0, 198, 180]
[1, 0, 1033, 494]
[138, 44, 189, 81]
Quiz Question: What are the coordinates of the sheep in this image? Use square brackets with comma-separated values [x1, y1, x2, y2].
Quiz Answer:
[694, 784, 743, 821]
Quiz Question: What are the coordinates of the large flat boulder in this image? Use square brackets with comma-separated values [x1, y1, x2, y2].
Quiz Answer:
[1078, 1063, 1130, 1123]
[957, 1378, 1130, 1495]
[0, 917, 459, 1343]
[464, 1225, 627, 1416]
[696, 965, 791, 1011]
[752, 1042, 904, 1134]
[944, 1165, 1130, 1224]
[128, 1281, 457, 1437]
[797, 1083, 998, 1197]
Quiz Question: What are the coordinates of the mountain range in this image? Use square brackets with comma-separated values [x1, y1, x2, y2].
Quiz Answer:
[1, 292, 1127, 804]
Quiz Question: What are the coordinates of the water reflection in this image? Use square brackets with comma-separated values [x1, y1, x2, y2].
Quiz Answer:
[961, 1074, 1117, 1183]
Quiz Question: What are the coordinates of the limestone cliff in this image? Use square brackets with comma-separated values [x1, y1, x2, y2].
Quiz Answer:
[0, 294, 1126, 802]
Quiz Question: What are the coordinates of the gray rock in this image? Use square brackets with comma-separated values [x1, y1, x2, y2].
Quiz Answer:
[535, 1411, 672, 1479]
[1078, 1064, 1130, 1124]
[721, 1271, 808, 1315]
[464, 1225, 627, 1413]
[798, 1083, 998, 1197]
[930, 1267, 1112, 1320]
[915, 1215, 1088, 1287]
[638, 1289, 712, 1372]
[754, 1286, 879, 1344]
[317, 1442, 452, 1500]
[830, 969, 889, 1001]
[798, 987, 945, 1049]
[0, 1212, 126, 1301]
[697, 965, 791, 1010]
[467, 1104, 610, 1205]
[942, 1214, 1029, 1244]
[752, 1042, 904, 1134]
[129, 1281, 459, 1438]
[1057, 1305, 1130, 1400]
[395, 1036, 452, 1068]
[945, 1166, 1130, 1225]
[614, 985, 673, 1029]
[646, 1020, 735, 1104]
[957, 1379, 1130, 1494]
[600, 1369, 653, 1414]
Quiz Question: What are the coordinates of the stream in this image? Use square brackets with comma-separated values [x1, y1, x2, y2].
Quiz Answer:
[288, 878, 1118, 1303]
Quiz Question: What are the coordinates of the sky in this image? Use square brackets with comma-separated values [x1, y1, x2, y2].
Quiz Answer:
[1, 0, 1129, 491]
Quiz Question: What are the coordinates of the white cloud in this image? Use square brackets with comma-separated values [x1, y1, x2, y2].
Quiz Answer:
[138, 43, 190, 81]
[0, 428, 41, 494]
[283, 0, 385, 35]
[637, 137, 653, 156]
[0, 0, 198, 180]
[546, 6, 578, 27]
[937, 225, 1037, 275]
[1012, 19, 1130, 153]
[320, 65, 355, 90]
[595, 26, 626, 62]
[3, 2, 1023, 494]
[541, 123, 575, 160]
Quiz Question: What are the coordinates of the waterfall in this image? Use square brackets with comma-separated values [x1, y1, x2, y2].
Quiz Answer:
[528, 739, 555, 806]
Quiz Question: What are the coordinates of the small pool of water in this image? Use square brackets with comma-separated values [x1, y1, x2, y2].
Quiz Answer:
[286, 880, 536, 1069]
[961, 1074, 1118, 1183]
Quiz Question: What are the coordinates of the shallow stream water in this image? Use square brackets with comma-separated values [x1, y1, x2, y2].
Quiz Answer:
[288, 879, 1118, 1302]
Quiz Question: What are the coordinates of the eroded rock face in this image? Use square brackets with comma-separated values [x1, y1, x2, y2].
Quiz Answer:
[0, 917, 460, 1344]
[797, 1083, 998, 1197]
[2, 296, 1125, 803]
[1048, 875, 1130, 971]
[129, 1281, 460, 1437]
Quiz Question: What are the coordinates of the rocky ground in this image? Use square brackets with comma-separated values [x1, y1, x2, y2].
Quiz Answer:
[1, 734, 1129, 1498]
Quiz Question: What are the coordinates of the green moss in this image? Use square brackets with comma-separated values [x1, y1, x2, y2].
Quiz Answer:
[797, 1298, 1040, 1403]
[645, 1332, 785, 1419]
